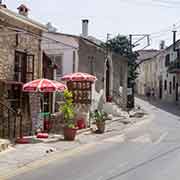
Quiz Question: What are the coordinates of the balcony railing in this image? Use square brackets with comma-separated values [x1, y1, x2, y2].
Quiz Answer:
[168, 59, 180, 73]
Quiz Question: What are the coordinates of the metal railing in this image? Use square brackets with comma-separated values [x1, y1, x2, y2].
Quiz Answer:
[0, 102, 22, 140]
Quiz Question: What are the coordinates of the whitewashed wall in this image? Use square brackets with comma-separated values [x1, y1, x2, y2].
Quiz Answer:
[42, 32, 79, 76]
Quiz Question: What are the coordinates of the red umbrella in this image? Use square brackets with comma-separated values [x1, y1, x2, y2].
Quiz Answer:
[22, 79, 67, 92]
[61, 72, 97, 82]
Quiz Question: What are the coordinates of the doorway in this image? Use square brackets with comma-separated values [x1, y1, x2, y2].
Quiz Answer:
[176, 83, 179, 102]
[159, 80, 162, 99]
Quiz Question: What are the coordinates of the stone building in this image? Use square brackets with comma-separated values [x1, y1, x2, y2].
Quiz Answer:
[42, 20, 128, 113]
[0, 4, 47, 138]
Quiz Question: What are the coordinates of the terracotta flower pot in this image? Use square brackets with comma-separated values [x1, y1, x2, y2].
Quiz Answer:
[63, 127, 77, 141]
[96, 121, 105, 133]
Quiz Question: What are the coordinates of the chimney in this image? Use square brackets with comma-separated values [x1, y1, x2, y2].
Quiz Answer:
[82, 19, 89, 37]
[159, 40, 165, 50]
[0, 0, 7, 8]
[17, 4, 29, 17]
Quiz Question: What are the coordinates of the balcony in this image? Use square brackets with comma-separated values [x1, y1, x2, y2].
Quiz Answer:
[167, 59, 180, 73]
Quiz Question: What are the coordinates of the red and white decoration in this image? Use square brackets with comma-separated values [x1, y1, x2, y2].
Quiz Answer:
[22, 79, 67, 92]
[61, 72, 97, 82]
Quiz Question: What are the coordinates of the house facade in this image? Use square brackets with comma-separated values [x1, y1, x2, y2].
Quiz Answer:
[135, 49, 160, 96]
[0, 4, 46, 138]
[42, 20, 128, 112]
[136, 42, 180, 104]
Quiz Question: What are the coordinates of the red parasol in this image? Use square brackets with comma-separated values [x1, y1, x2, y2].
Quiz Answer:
[22, 79, 67, 92]
[61, 72, 97, 82]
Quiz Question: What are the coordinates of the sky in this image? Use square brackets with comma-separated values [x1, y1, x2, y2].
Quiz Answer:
[3, 0, 180, 49]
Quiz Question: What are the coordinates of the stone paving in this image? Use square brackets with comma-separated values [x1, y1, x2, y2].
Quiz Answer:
[0, 108, 149, 177]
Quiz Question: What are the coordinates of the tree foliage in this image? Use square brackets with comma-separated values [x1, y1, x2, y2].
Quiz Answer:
[102, 35, 139, 81]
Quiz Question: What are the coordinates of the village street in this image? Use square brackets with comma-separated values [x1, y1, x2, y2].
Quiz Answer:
[4, 97, 180, 180]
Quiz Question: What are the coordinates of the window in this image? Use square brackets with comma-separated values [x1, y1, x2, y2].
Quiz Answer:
[173, 76, 176, 90]
[14, 51, 34, 83]
[165, 54, 170, 67]
[14, 51, 26, 82]
[164, 80, 167, 90]
[88, 56, 95, 75]
[169, 81, 172, 94]
[55, 55, 62, 77]
[73, 51, 76, 73]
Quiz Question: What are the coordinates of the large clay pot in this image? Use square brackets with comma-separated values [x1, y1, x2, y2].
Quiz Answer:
[63, 127, 77, 141]
[96, 121, 105, 133]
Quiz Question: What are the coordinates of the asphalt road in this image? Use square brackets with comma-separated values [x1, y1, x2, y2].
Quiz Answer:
[11, 98, 180, 180]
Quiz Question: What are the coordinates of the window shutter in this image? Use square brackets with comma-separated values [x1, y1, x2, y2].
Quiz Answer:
[55, 55, 62, 77]
[26, 55, 34, 82]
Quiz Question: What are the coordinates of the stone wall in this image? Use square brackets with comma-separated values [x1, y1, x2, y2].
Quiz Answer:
[78, 38, 128, 110]
[0, 25, 42, 136]
[0, 28, 41, 80]
[78, 38, 105, 92]
[112, 53, 128, 109]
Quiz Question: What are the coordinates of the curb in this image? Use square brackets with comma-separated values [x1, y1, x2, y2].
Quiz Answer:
[77, 113, 153, 136]
[77, 128, 91, 135]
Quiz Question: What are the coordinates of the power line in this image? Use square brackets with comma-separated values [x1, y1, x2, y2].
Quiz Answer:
[151, 0, 180, 5]
[120, 0, 180, 8]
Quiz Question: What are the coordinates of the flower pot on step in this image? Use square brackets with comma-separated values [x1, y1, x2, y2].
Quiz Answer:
[63, 127, 77, 141]
[96, 121, 105, 133]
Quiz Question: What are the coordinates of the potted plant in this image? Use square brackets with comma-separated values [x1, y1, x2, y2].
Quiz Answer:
[60, 90, 76, 140]
[91, 109, 108, 133]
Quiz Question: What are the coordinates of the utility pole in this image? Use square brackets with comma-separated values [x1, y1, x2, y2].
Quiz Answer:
[127, 34, 134, 109]
[107, 33, 111, 41]
[127, 34, 150, 109]
[172, 24, 177, 51]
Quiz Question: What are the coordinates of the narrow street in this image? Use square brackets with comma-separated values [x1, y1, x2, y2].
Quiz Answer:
[10, 97, 180, 180]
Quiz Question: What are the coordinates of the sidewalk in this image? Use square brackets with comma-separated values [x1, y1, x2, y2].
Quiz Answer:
[0, 108, 150, 178]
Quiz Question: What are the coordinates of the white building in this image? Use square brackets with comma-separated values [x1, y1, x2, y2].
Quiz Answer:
[136, 40, 180, 104]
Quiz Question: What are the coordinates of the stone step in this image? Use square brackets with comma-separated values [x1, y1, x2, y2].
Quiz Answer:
[103, 103, 123, 116]
[0, 139, 11, 152]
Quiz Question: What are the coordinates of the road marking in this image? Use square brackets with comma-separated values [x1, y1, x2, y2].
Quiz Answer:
[154, 132, 168, 145]
[130, 134, 152, 143]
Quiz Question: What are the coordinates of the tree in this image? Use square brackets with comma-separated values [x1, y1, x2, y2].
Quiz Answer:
[102, 34, 139, 82]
